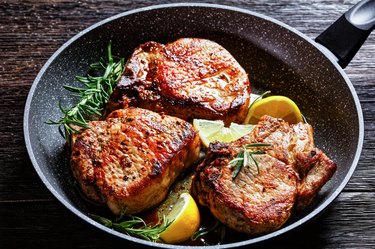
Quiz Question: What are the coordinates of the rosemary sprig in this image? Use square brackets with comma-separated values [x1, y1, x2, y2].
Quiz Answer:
[90, 213, 172, 242]
[46, 42, 125, 141]
[229, 143, 271, 179]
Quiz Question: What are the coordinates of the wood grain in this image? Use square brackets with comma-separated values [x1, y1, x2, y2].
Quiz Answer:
[1, 0, 374, 248]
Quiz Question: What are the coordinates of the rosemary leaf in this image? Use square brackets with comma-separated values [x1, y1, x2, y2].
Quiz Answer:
[244, 143, 272, 147]
[249, 153, 260, 175]
[232, 159, 244, 179]
[63, 85, 85, 93]
[228, 157, 244, 165]
[229, 150, 244, 168]
[243, 147, 249, 168]
[115, 218, 143, 229]
[231, 143, 271, 179]
[249, 151, 267, 155]
[90, 214, 113, 227]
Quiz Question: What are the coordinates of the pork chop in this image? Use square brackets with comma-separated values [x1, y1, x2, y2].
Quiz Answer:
[70, 107, 201, 215]
[191, 116, 336, 235]
[107, 38, 251, 125]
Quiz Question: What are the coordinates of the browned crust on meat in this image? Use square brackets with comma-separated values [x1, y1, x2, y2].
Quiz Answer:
[296, 150, 337, 210]
[191, 115, 337, 235]
[246, 116, 337, 209]
[71, 107, 201, 215]
[191, 142, 298, 235]
[107, 38, 250, 125]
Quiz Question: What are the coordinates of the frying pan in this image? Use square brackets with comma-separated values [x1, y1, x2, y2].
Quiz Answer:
[24, 1, 374, 248]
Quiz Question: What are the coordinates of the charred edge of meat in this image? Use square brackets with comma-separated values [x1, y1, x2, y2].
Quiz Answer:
[296, 151, 337, 210]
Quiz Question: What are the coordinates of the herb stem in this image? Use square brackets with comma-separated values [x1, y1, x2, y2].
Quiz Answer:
[46, 42, 125, 141]
[90, 213, 172, 242]
[229, 143, 271, 179]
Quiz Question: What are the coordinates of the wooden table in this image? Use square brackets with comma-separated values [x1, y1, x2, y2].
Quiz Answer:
[1, 1, 374, 248]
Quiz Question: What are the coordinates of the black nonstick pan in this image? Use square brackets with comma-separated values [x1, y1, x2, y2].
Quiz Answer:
[24, 1, 374, 248]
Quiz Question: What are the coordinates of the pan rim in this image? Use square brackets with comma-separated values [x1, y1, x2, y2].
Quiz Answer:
[23, 3, 364, 248]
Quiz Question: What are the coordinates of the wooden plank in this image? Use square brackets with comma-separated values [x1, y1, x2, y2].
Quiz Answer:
[1, 192, 374, 248]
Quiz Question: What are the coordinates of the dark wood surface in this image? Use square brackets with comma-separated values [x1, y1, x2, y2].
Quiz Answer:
[1, 0, 374, 248]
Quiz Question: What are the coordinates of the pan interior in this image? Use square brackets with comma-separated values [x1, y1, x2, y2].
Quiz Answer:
[25, 4, 361, 247]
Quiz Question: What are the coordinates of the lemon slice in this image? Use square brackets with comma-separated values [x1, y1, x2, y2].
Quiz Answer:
[159, 193, 200, 244]
[193, 119, 255, 147]
[244, 95, 303, 124]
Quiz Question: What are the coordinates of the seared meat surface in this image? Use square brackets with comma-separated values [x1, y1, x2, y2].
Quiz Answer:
[71, 107, 201, 215]
[108, 38, 250, 125]
[248, 116, 337, 211]
[191, 116, 336, 235]
[192, 142, 298, 235]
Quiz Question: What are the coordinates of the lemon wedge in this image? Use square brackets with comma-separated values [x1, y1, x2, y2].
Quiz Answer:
[159, 193, 200, 244]
[244, 95, 303, 124]
[193, 119, 255, 147]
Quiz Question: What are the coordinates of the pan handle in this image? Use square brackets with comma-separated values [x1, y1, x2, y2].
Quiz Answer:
[315, 0, 375, 68]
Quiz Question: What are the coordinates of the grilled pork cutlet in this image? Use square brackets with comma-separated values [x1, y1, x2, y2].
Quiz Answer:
[108, 38, 251, 125]
[71, 107, 201, 215]
[191, 116, 336, 235]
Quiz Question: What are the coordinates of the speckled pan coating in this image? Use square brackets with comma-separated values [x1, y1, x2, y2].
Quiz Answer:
[23, 3, 364, 249]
